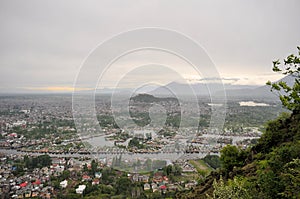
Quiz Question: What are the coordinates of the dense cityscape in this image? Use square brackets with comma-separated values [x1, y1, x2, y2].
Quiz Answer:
[0, 94, 283, 198]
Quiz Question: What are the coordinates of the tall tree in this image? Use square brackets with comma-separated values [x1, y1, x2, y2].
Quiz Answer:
[267, 46, 300, 112]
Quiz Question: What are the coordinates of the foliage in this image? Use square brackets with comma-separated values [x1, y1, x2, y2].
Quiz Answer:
[128, 137, 146, 149]
[203, 155, 221, 169]
[115, 177, 132, 195]
[183, 77, 300, 198]
[220, 145, 247, 172]
[207, 176, 252, 199]
[267, 46, 300, 112]
[24, 154, 52, 170]
[279, 158, 300, 198]
[163, 164, 182, 176]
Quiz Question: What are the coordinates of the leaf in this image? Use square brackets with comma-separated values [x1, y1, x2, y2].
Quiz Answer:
[271, 83, 281, 91]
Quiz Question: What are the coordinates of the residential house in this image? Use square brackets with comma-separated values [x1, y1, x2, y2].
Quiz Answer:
[76, 185, 86, 194]
[60, 180, 68, 188]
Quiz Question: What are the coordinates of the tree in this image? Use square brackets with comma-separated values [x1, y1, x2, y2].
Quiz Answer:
[24, 154, 52, 170]
[203, 155, 221, 169]
[207, 176, 251, 199]
[266, 46, 300, 112]
[279, 158, 300, 198]
[91, 159, 98, 175]
[220, 145, 245, 172]
[115, 177, 132, 195]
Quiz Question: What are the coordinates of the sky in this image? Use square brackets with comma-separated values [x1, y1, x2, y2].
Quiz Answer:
[0, 0, 299, 93]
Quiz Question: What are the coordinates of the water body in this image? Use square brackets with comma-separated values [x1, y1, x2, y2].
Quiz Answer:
[86, 135, 114, 147]
[239, 101, 270, 107]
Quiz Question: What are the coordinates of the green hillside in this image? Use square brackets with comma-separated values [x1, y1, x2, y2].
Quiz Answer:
[175, 47, 300, 199]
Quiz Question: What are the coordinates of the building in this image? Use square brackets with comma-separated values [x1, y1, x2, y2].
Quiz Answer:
[76, 185, 86, 194]
[60, 180, 68, 188]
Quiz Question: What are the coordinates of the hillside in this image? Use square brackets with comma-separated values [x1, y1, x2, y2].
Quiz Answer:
[176, 111, 300, 198]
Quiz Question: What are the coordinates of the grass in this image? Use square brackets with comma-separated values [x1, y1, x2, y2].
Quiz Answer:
[189, 159, 213, 177]
[172, 173, 199, 182]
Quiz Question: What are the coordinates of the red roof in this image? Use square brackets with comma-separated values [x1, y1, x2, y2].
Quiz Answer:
[82, 175, 91, 179]
[20, 182, 28, 187]
[160, 185, 167, 189]
[32, 180, 41, 185]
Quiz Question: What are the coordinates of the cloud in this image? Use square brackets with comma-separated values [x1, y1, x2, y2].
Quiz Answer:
[0, 0, 299, 92]
[23, 86, 92, 92]
[185, 77, 240, 84]
[184, 73, 285, 86]
[230, 74, 285, 85]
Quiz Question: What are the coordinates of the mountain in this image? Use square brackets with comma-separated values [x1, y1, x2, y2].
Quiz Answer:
[224, 75, 296, 99]
[150, 81, 257, 97]
[94, 75, 295, 100]
[130, 93, 178, 103]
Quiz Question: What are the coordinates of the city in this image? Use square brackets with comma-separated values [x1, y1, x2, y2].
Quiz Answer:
[0, 93, 283, 198]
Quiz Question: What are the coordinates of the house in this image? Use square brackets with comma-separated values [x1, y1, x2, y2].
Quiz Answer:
[95, 172, 102, 178]
[153, 172, 163, 183]
[76, 185, 86, 194]
[20, 182, 28, 188]
[162, 176, 169, 183]
[82, 175, 91, 181]
[144, 183, 150, 191]
[139, 175, 149, 182]
[131, 173, 149, 182]
[31, 191, 39, 197]
[50, 164, 65, 174]
[159, 185, 167, 190]
[60, 180, 68, 188]
[32, 179, 41, 186]
[132, 173, 139, 182]
[185, 182, 197, 189]
[151, 183, 158, 192]
[92, 179, 100, 185]
[181, 163, 196, 172]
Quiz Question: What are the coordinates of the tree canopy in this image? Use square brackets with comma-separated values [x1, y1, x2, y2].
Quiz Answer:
[267, 46, 300, 112]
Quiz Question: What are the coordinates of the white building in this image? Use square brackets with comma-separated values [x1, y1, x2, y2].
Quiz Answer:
[60, 180, 68, 188]
[76, 185, 86, 194]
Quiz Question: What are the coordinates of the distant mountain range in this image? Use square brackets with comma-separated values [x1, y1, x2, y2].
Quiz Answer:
[220, 75, 295, 99]
[94, 75, 295, 100]
[149, 81, 256, 97]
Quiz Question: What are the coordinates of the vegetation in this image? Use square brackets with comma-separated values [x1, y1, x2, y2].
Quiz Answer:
[267, 46, 300, 112]
[128, 137, 146, 149]
[12, 154, 52, 176]
[176, 47, 300, 198]
[203, 155, 221, 170]
[24, 154, 52, 170]
[207, 176, 251, 199]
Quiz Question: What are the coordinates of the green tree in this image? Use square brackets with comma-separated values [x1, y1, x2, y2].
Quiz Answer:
[267, 46, 300, 112]
[115, 177, 132, 195]
[24, 154, 52, 170]
[280, 158, 300, 198]
[91, 159, 98, 175]
[207, 176, 251, 199]
[203, 154, 221, 169]
[220, 145, 245, 172]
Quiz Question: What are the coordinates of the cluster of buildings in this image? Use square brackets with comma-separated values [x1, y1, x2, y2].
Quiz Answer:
[0, 151, 200, 198]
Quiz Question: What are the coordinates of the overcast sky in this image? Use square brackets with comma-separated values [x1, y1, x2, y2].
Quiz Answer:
[0, 0, 299, 93]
